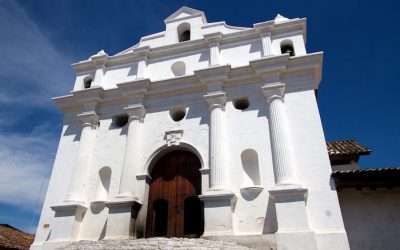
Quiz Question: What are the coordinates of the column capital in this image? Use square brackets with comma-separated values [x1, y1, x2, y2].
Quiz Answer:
[133, 45, 151, 57]
[77, 111, 99, 127]
[253, 20, 274, 33]
[260, 31, 272, 38]
[204, 32, 223, 44]
[124, 104, 146, 121]
[204, 92, 227, 109]
[195, 65, 231, 92]
[261, 82, 285, 104]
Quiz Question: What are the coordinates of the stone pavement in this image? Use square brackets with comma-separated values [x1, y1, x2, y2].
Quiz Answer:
[59, 237, 257, 250]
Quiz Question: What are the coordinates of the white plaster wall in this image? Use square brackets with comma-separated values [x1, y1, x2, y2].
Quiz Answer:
[78, 116, 128, 240]
[201, 22, 247, 35]
[73, 73, 94, 91]
[31, 119, 82, 247]
[338, 189, 400, 250]
[147, 50, 209, 81]
[164, 16, 205, 45]
[284, 89, 349, 248]
[220, 40, 262, 67]
[272, 34, 307, 56]
[102, 64, 138, 89]
[224, 84, 277, 234]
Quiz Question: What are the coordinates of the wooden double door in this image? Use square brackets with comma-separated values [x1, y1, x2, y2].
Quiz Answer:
[146, 150, 204, 237]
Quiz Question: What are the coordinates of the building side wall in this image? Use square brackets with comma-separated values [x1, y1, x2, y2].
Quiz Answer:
[31, 120, 81, 247]
[285, 89, 349, 248]
[338, 189, 400, 250]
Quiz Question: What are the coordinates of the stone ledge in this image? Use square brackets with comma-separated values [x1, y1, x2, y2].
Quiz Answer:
[59, 237, 257, 250]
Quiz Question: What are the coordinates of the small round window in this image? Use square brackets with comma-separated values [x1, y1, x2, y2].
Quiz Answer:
[233, 97, 249, 110]
[113, 115, 129, 127]
[170, 108, 186, 122]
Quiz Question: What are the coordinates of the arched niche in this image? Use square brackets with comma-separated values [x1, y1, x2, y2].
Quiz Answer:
[94, 166, 112, 202]
[241, 149, 262, 187]
[280, 39, 295, 57]
[83, 76, 93, 89]
[240, 149, 263, 199]
[177, 22, 191, 42]
[171, 61, 186, 77]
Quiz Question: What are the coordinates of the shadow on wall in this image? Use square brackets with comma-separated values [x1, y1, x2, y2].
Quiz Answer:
[185, 104, 209, 125]
[127, 63, 138, 78]
[263, 196, 278, 234]
[63, 122, 82, 142]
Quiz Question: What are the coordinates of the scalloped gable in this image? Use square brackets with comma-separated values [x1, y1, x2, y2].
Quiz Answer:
[164, 6, 207, 24]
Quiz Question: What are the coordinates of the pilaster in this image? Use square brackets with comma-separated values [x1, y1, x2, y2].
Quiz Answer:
[203, 92, 227, 190]
[134, 46, 150, 79]
[204, 32, 222, 66]
[65, 111, 99, 203]
[118, 104, 146, 198]
[90, 50, 108, 87]
[261, 83, 297, 185]
[260, 32, 273, 57]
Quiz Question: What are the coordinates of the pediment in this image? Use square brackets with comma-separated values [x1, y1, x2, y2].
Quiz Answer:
[164, 6, 207, 23]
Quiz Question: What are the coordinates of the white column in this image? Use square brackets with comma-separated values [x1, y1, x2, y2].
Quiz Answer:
[65, 111, 99, 202]
[118, 104, 146, 198]
[136, 56, 148, 79]
[262, 83, 297, 185]
[209, 42, 220, 66]
[204, 92, 227, 190]
[261, 32, 272, 57]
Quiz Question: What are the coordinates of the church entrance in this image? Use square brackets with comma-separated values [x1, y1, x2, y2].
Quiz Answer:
[146, 150, 204, 237]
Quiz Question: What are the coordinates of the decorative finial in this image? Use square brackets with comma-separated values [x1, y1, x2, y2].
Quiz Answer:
[89, 50, 108, 60]
[274, 14, 289, 23]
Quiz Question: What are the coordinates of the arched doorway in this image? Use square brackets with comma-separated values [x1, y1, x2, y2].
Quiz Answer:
[146, 150, 204, 237]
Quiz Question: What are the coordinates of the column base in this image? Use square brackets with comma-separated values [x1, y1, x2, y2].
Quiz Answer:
[275, 230, 317, 250]
[269, 185, 317, 250]
[315, 230, 350, 250]
[48, 202, 87, 243]
[199, 191, 236, 236]
[104, 198, 142, 239]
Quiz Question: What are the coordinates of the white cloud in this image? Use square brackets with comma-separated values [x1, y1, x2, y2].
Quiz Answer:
[0, 123, 55, 208]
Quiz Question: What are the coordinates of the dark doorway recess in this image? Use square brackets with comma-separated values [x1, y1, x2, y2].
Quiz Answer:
[146, 150, 203, 237]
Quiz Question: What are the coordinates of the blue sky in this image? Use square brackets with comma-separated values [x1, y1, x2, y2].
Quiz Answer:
[0, 0, 399, 234]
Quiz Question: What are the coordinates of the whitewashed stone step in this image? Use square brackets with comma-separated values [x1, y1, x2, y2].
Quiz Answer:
[59, 237, 257, 250]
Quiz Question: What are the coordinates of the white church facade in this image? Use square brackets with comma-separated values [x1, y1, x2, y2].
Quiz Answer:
[32, 7, 351, 250]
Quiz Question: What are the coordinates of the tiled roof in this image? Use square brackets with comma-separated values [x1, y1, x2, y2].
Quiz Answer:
[326, 140, 371, 165]
[327, 140, 371, 156]
[332, 167, 400, 190]
[0, 224, 34, 250]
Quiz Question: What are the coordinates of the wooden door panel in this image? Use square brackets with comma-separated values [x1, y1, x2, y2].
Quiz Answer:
[146, 150, 202, 237]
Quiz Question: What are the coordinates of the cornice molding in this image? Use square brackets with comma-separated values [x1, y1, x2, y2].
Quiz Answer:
[117, 78, 150, 98]
[195, 64, 231, 84]
[55, 53, 322, 113]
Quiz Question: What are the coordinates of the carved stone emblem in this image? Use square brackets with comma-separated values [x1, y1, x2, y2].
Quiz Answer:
[165, 130, 183, 146]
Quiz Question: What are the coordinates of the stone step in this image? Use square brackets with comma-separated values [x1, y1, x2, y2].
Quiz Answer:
[59, 237, 259, 250]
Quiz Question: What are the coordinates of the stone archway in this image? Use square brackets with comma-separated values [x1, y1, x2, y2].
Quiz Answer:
[145, 150, 204, 237]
